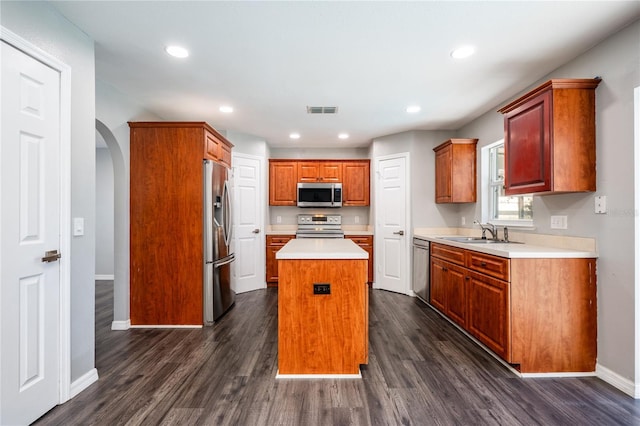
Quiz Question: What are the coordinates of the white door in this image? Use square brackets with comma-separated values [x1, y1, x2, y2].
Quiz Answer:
[374, 154, 410, 294]
[231, 154, 265, 293]
[0, 41, 62, 425]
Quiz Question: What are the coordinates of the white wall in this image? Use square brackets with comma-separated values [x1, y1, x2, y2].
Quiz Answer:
[456, 20, 640, 387]
[1, 1, 96, 382]
[95, 146, 114, 277]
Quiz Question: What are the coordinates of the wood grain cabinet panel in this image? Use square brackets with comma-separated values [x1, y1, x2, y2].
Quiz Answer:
[278, 258, 368, 374]
[467, 270, 510, 360]
[429, 257, 467, 328]
[269, 160, 298, 206]
[129, 121, 233, 326]
[433, 138, 478, 203]
[266, 235, 295, 286]
[342, 160, 370, 206]
[499, 79, 601, 195]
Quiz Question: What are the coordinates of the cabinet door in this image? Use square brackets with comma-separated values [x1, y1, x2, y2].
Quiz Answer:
[467, 271, 510, 360]
[446, 264, 467, 328]
[504, 90, 552, 195]
[343, 161, 370, 206]
[205, 130, 220, 161]
[269, 161, 298, 206]
[297, 162, 320, 182]
[319, 162, 342, 182]
[219, 142, 232, 168]
[434, 145, 452, 203]
[430, 258, 447, 312]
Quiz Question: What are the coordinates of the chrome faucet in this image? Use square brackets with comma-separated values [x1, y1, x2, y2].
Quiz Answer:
[474, 220, 498, 240]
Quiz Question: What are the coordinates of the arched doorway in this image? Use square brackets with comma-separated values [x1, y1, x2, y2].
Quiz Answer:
[95, 119, 129, 329]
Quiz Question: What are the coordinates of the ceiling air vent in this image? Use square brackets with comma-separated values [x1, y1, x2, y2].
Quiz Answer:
[307, 106, 338, 114]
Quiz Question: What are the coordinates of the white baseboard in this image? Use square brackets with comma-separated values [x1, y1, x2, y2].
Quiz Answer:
[95, 274, 114, 280]
[68, 368, 99, 400]
[596, 363, 638, 398]
[111, 319, 131, 330]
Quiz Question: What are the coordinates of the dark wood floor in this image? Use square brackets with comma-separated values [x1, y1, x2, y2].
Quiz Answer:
[35, 281, 640, 425]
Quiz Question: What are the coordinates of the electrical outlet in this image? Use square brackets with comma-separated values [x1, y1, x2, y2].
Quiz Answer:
[461, 217, 466, 226]
[355, 216, 360, 224]
[313, 283, 331, 295]
[550, 215, 568, 229]
[276, 215, 282, 224]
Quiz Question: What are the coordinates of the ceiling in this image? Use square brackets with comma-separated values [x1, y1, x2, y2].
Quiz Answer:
[50, 1, 640, 149]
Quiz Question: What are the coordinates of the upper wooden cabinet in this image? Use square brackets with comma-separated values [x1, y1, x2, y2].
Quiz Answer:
[297, 161, 342, 182]
[342, 160, 370, 206]
[269, 159, 370, 206]
[269, 160, 298, 206]
[433, 138, 478, 203]
[498, 78, 601, 195]
[204, 128, 233, 168]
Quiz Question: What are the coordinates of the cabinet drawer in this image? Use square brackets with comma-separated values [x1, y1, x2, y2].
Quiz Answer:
[466, 251, 510, 281]
[347, 236, 372, 246]
[267, 235, 294, 245]
[431, 243, 465, 266]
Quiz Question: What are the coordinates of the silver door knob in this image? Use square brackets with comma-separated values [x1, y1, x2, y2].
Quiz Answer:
[252, 229, 260, 234]
[393, 230, 405, 236]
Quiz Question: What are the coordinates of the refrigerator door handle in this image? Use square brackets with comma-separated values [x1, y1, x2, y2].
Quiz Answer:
[213, 254, 235, 268]
[222, 179, 232, 248]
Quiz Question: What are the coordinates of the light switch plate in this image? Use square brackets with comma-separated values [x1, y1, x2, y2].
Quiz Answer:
[595, 195, 607, 214]
[73, 217, 84, 236]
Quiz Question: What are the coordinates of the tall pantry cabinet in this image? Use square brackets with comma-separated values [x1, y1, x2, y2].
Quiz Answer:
[129, 122, 233, 325]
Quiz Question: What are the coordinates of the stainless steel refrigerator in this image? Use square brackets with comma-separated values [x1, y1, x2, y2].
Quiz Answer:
[204, 159, 235, 324]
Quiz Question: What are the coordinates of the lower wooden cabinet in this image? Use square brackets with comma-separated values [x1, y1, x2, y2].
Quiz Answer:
[430, 257, 467, 328]
[430, 242, 596, 373]
[346, 235, 374, 284]
[467, 270, 510, 360]
[266, 235, 295, 286]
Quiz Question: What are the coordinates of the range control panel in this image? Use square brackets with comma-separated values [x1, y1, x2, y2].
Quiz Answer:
[297, 214, 342, 225]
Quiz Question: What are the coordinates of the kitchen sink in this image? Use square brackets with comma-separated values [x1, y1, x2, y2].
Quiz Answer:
[438, 236, 522, 244]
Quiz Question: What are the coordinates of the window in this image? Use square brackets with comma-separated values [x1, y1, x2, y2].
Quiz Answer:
[484, 141, 533, 225]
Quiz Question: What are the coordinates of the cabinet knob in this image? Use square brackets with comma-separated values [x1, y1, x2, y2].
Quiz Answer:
[480, 261, 487, 267]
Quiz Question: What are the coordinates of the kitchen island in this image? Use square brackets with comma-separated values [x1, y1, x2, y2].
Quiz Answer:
[276, 239, 369, 377]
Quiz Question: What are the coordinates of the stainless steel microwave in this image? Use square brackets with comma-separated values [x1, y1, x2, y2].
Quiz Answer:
[297, 183, 342, 208]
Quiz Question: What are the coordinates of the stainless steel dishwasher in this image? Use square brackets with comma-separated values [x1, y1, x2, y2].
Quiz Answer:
[412, 237, 430, 303]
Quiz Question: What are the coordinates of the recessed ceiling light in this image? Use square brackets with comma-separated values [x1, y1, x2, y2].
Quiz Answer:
[338, 133, 349, 140]
[165, 45, 189, 58]
[406, 105, 421, 114]
[451, 45, 475, 59]
[219, 105, 233, 113]
[289, 133, 301, 139]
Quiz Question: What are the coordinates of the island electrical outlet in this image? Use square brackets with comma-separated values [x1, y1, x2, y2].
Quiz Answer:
[313, 283, 331, 295]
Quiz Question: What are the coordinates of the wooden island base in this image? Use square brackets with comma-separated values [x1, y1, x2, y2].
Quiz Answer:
[277, 257, 368, 376]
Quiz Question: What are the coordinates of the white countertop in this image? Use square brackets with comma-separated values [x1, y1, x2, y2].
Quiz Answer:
[415, 234, 598, 259]
[276, 238, 369, 260]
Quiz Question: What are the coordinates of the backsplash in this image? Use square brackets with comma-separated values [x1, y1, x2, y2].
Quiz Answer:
[269, 206, 370, 226]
